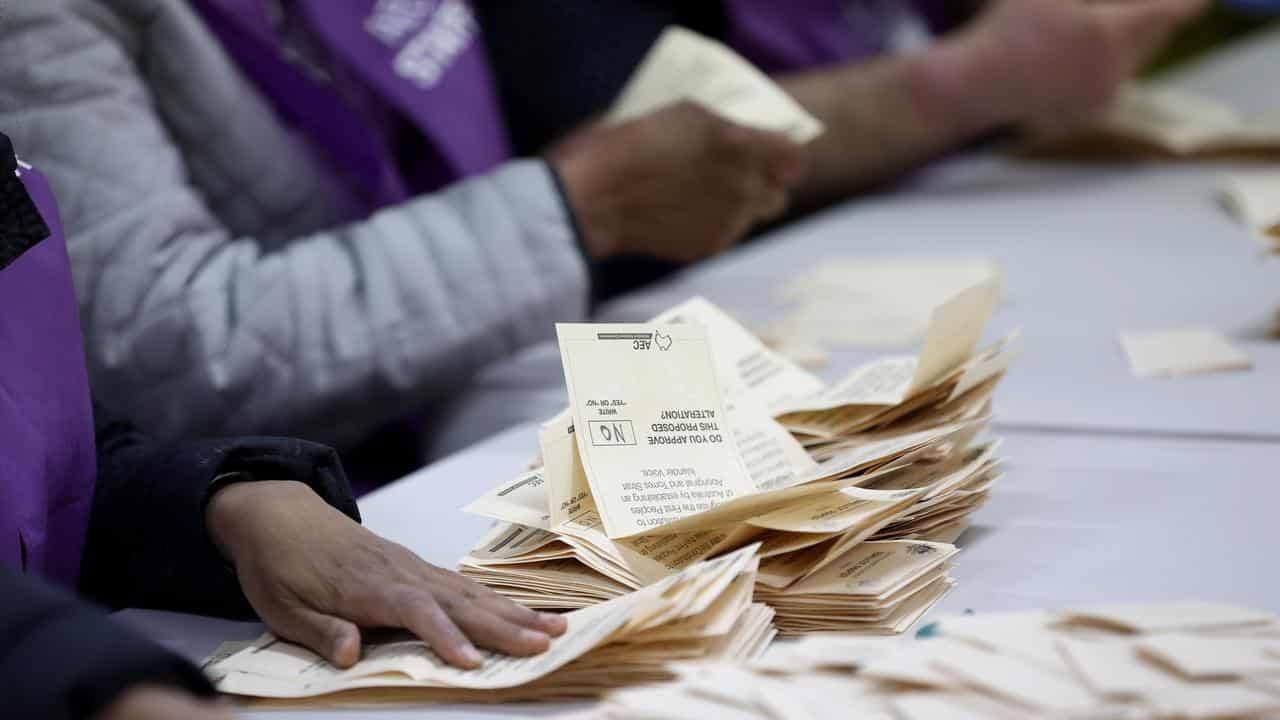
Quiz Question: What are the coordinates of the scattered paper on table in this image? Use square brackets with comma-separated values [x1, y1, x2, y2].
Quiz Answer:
[582, 603, 1280, 720]
[1023, 84, 1280, 159]
[1119, 329, 1252, 379]
[609, 26, 823, 144]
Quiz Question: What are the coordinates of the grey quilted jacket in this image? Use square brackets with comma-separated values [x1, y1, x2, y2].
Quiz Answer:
[0, 0, 589, 448]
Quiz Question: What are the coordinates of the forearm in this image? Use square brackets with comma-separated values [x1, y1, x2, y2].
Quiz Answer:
[783, 0, 1208, 205]
[780, 39, 1002, 204]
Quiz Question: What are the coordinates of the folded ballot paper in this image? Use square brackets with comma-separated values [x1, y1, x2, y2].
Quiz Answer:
[203, 545, 774, 705]
[584, 602, 1280, 720]
[763, 257, 1004, 350]
[1220, 170, 1280, 255]
[1023, 84, 1280, 160]
[608, 26, 823, 144]
[461, 283, 1016, 637]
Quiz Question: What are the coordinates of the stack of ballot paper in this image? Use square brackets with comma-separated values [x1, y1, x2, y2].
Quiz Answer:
[585, 602, 1280, 720]
[1220, 170, 1280, 255]
[202, 546, 774, 706]
[608, 26, 823, 144]
[460, 280, 1016, 637]
[1024, 84, 1280, 159]
[772, 280, 1015, 463]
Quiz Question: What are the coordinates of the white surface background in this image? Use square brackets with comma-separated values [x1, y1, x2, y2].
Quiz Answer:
[118, 29, 1280, 718]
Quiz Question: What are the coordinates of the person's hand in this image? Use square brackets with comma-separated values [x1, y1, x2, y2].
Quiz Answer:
[549, 101, 807, 264]
[934, 0, 1208, 131]
[96, 685, 234, 720]
[205, 481, 567, 669]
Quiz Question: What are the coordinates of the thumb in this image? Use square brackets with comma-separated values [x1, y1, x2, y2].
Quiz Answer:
[268, 607, 363, 668]
[747, 128, 808, 187]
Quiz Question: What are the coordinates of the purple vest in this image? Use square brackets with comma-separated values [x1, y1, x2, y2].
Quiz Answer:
[190, 0, 511, 213]
[0, 164, 97, 587]
[724, 0, 953, 74]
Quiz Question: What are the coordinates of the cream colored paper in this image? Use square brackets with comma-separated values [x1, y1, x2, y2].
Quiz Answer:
[1137, 634, 1280, 678]
[782, 540, 957, 596]
[211, 547, 763, 702]
[557, 323, 756, 538]
[540, 412, 591, 529]
[1103, 85, 1280, 155]
[1061, 602, 1276, 634]
[776, 279, 1000, 415]
[767, 258, 1003, 350]
[650, 297, 824, 411]
[1119, 329, 1252, 378]
[462, 469, 551, 530]
[1219, 171, 1280, 249]
[609, 27, 823, 144]
[648, 298, 821, 491]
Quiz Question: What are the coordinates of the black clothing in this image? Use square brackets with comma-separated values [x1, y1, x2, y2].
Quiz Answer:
[84, 405, 361, 616]
[0, 408, 360, 719]
[0, 566, 219, 720]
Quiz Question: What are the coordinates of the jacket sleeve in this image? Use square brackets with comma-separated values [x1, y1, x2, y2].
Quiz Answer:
[81, 401, 360, 617]
[0, 565, 216, 720]
[0, 1, 590, 448]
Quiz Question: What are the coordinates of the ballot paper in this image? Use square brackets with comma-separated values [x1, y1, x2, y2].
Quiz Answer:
[757, 541, 958, 636]
[462, 468, 551, 530]
[1025, 84, 1280, 159]
[609, 27, 823, 144]
[207, 546, 772, 705]
[1219, 171, 1280, 253]
[775, 278, 1005, 418]
[650, 297, 824, 412]
[464, 292, 1012, 640]
[648, 298, 822, 492]
[764, 258, 1003, 350]
[557, 323, 757, 539]
[1119, 329, 1252, 378]
[587, 603, 1280, 720]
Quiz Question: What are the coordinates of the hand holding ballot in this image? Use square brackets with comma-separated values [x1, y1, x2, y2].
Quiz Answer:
[551, 102, 806, 265]
[551, 27, 819, 267]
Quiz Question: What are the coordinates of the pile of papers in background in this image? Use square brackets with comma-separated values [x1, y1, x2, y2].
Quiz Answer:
[1220, 171, 1280, 256]
[584, 602, 1280, 720]
[1218, 170, 1280, 338]
[761, 258, 1003, 352]
[460, 279, 1016, 637]
[203, 547, 773, 705]
[1024, 84, 1280, 159]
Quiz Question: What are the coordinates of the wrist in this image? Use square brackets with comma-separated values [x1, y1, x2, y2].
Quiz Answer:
[205, 480, 314, 565]
[547, 146, 622, 260]
[908, 33, 1011, 142]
